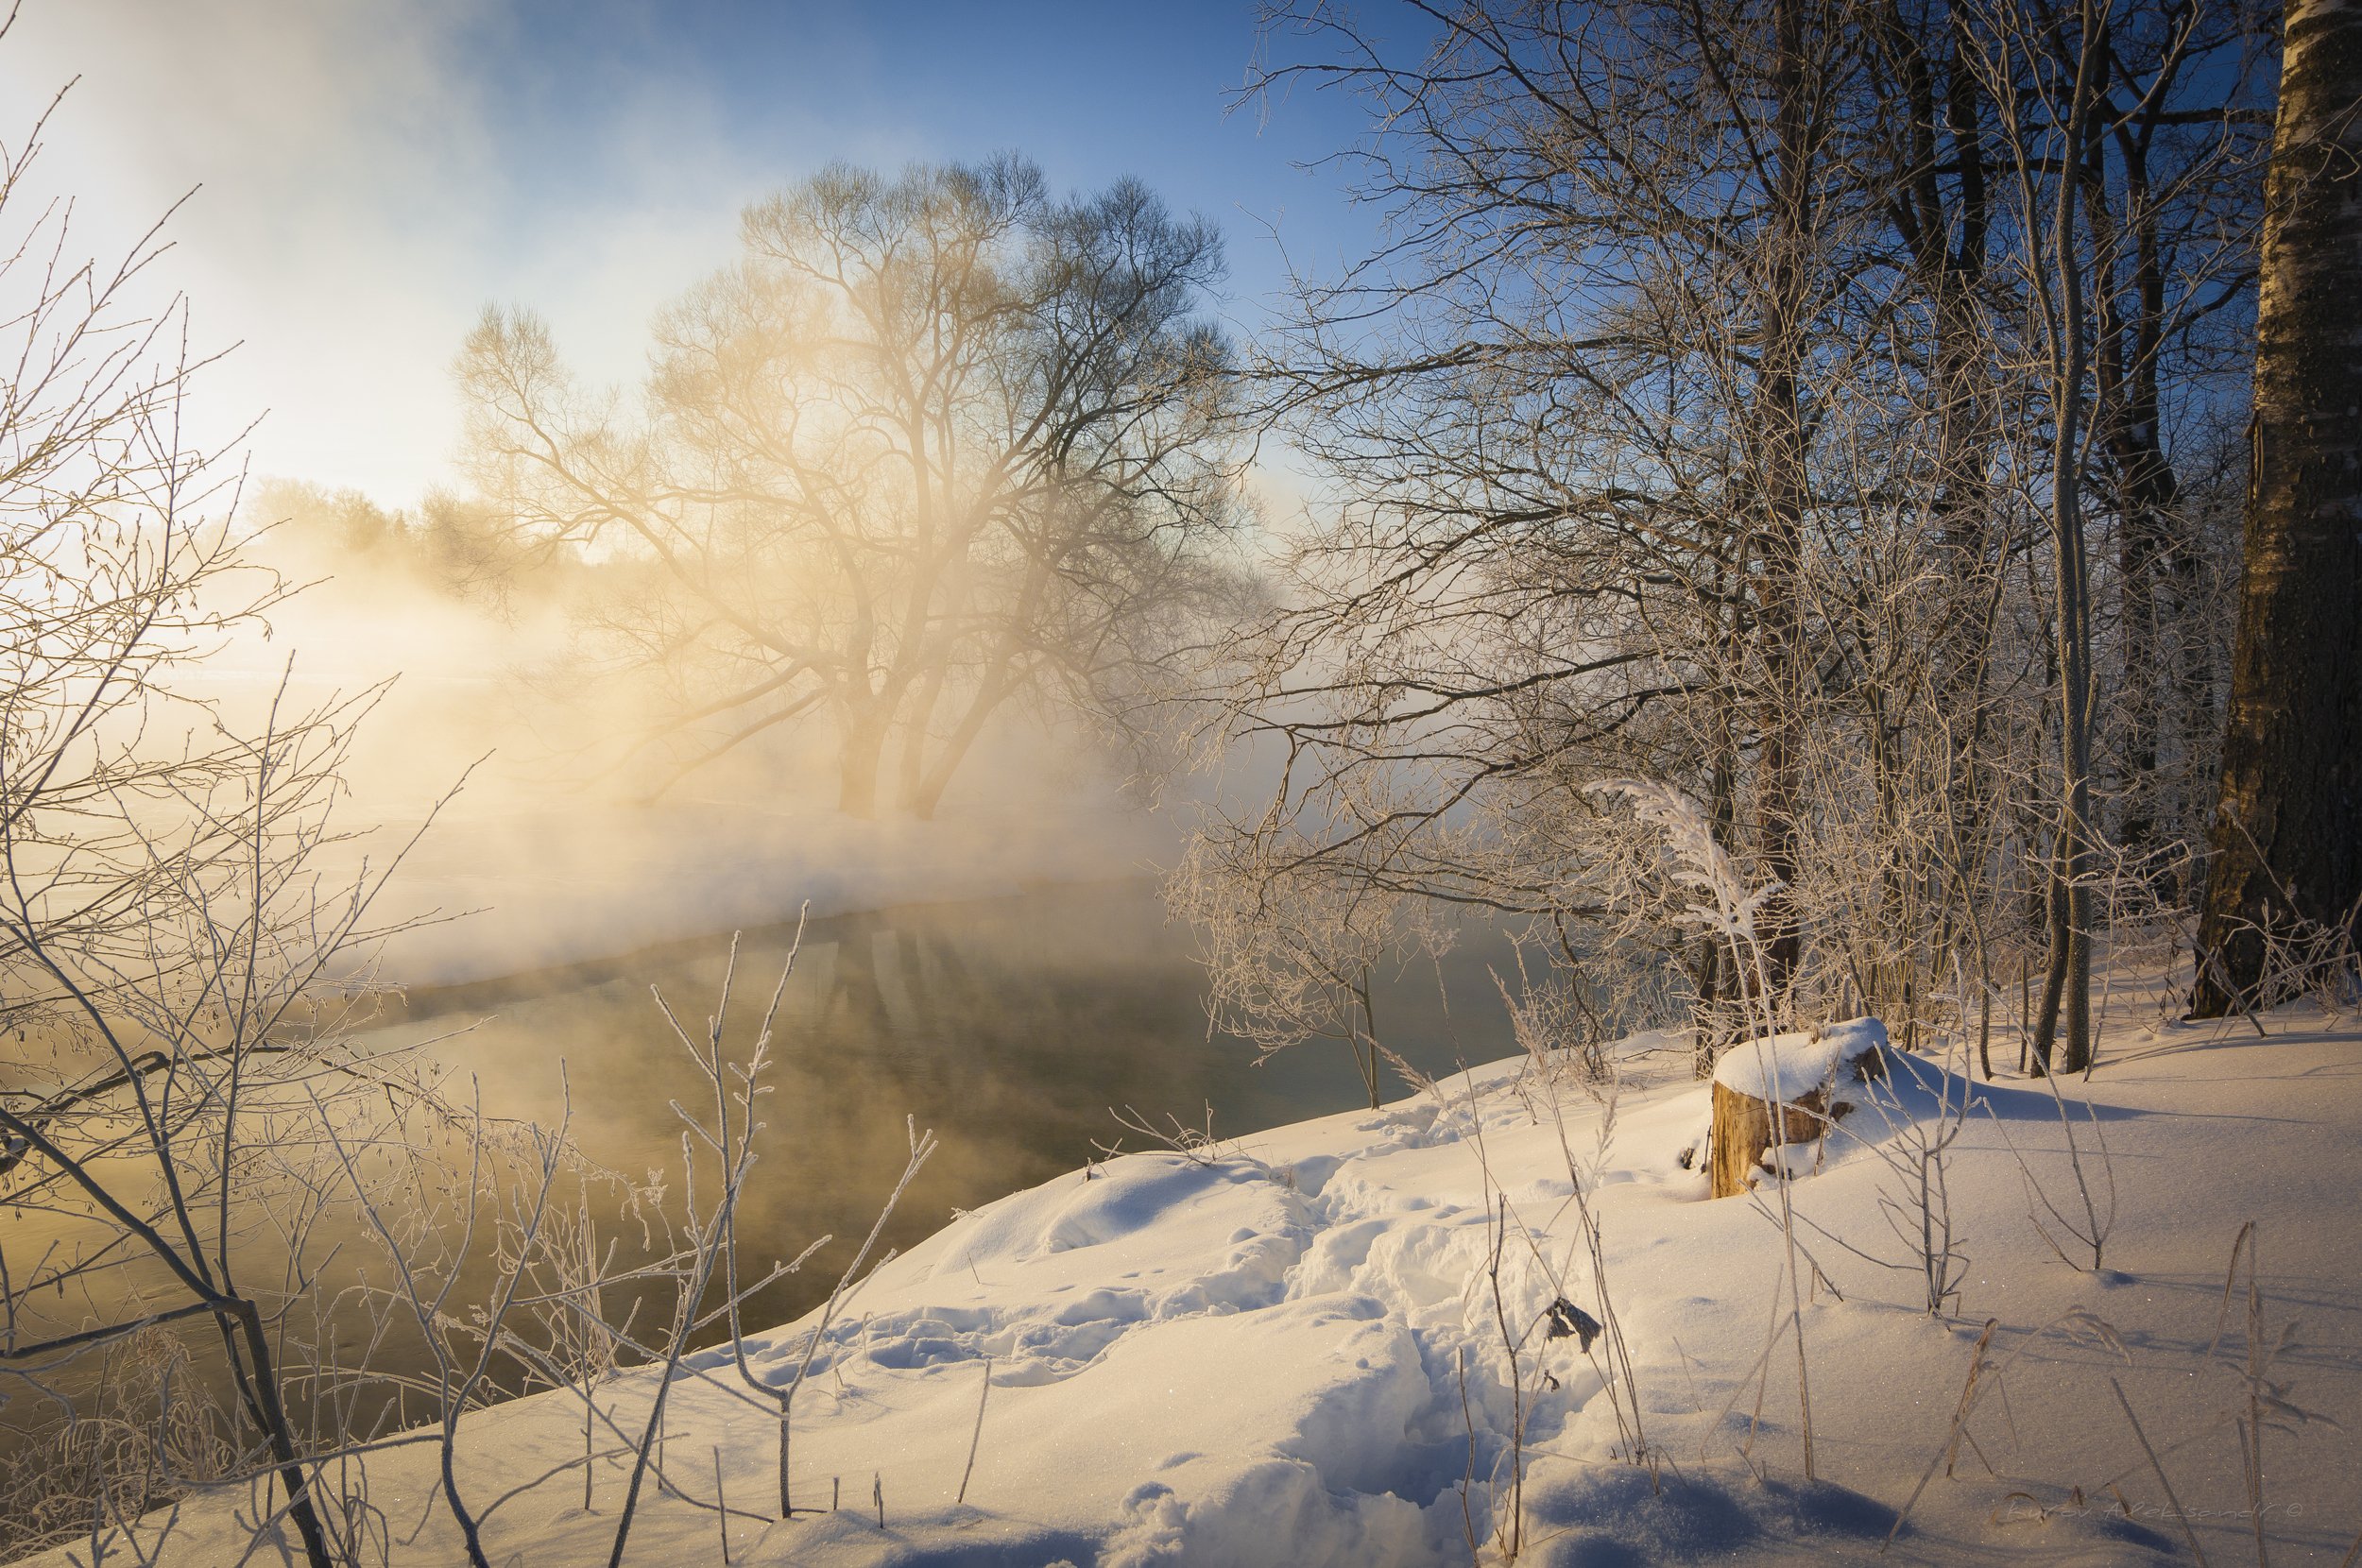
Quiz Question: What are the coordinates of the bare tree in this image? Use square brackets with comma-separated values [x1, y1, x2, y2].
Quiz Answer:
[1224, 0, 1998, 1053]
[0, 49, 421, 1562]
[1168, 827, 1445, 1108]
[1961, 0, 2270, 1071]
[1968, 0, 2112, 1076]
[1209, 0, 2265, 1078]
[460, 158, 1248, 818]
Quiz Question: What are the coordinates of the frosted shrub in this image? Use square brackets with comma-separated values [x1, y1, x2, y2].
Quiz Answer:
[1585, 779, 1784, 1050]
[1588, 778, 1819, 1480]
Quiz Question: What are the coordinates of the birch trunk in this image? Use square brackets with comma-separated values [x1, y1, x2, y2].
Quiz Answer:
[2194, 0, 2362, 1014]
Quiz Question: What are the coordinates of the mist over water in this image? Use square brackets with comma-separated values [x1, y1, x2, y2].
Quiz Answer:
[0, 878, 1508, 1475]
[18, 446, 1423, 1412]
[192, 497, 1210, 986]
[369, 878, 1515, 1331]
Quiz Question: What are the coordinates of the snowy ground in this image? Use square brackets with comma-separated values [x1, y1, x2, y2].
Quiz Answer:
[34, 979, 2362, 1566]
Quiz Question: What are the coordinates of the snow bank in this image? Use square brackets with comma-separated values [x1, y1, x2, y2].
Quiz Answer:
[35, 980, 2362, 1567]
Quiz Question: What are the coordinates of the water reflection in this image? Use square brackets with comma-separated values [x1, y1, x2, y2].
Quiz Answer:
[375, 878, 1514, 1330]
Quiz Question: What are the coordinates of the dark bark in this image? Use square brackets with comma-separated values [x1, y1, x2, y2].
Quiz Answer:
[2031, 1, 2103, 1077]
[1752, 0, 1823, 997]
[2090, 128, 2187, 865]
[233, 1304, 337, 1568]
[2194, 0, 2362, 1014]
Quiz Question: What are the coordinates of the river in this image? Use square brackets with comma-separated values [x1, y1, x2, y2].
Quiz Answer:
[0, 878, 1516, 1497]
[368, 878, 1515, 1332]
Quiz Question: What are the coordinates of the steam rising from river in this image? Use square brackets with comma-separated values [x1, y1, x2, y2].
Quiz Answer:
[197, 517, 1177, 986]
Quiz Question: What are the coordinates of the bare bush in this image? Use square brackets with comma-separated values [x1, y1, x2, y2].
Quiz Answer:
[1494, 949, 1609, 1096]
[1167, 826, 1448, 1108]
[1806, 1031, 1976, 1316]
[1990, 1068, 2120, 1273]
[0, 47, 460, 1559]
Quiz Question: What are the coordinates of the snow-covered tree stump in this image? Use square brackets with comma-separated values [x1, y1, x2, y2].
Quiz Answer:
[1707, 1019, 1889, 1199]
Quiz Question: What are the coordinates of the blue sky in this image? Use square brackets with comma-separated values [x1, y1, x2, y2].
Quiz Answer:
[0, 0, 1389, 501]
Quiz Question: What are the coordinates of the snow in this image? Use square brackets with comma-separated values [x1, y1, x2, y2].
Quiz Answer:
[1711, 1017, 1888, 1103]
[32, 976, 2362, 1567]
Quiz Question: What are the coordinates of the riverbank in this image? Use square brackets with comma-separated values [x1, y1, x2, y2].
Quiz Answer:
[38, 972, 2362, 1566]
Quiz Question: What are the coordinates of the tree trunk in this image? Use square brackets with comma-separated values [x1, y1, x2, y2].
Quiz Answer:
[908, 666, 1021, 822]
[836, 707, 890, 818]
[1751, 0, 1821, 997]
[2193, 0, 2362, 1015]
[2033, 0, 2102, 1076]
[2086, 102, 2188, 878]
[893, 677, 945, 816]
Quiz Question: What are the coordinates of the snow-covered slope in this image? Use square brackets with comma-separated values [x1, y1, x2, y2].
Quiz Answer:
[43, 991, 2362, 1566]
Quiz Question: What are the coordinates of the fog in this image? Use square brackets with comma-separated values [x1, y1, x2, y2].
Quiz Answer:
[207, 500, 1192, 985]
[0, 0, 1348, 1002]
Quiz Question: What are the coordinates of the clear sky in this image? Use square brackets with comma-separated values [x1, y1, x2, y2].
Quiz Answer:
[0, 0, 1382, 504]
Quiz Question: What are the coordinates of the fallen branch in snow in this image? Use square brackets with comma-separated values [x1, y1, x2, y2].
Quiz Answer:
[1095, 1100, 1239, 1167]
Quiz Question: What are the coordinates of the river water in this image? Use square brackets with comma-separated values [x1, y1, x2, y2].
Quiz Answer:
[0, 878, 1515, 1487]
[370, 878, 1515, 1331]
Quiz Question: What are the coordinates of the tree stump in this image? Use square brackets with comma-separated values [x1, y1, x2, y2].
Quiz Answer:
[1706, 1020, 1888, 1199]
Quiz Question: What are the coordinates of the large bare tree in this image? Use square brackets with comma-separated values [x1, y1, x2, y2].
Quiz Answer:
[462, 158, 1247, 818]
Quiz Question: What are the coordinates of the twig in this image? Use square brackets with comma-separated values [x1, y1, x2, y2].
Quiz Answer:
[713, 1447, 730, 1567]
[957, 1357, 993, 1506]
[2110, 1377, 2211, 1568]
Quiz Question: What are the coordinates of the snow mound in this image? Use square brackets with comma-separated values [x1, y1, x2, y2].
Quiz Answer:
[1519, 1466, 1896, 1566]
[1712, 1016, 1888, 1102]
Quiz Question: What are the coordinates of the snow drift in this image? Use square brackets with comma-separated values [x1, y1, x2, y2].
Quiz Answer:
[26, 983, 2362, 1566]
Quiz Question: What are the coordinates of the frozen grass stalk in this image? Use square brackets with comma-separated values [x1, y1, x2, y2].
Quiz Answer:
[1588, 779, 1816, 1478]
